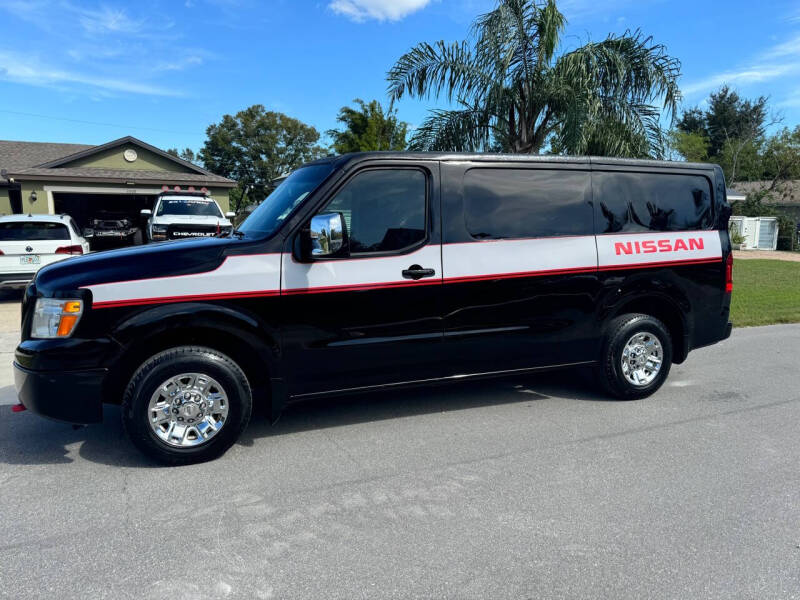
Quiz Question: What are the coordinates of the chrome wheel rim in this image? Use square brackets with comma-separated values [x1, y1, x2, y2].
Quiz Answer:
[147, 373, 229, 448]
[621, 332, 663, 387]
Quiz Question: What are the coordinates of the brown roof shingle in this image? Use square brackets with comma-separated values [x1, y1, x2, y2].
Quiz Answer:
[11, 166, 235, 187]
[0, 140, 94, 172]
[732, 180, 800, 205]
[0, 136, 235, 187]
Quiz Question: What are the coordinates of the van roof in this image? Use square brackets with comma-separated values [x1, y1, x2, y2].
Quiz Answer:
[307, 152, 718, 172]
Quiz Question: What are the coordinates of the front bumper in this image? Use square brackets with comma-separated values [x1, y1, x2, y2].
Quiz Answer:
[14, 362, 106, 424]
[89, 229, 138, 238]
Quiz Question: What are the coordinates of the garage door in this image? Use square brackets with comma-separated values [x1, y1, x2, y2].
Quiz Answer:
[54, 193, 156, 249]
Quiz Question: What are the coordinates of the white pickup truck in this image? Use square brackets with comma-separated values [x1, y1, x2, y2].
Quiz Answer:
[142, 192, 235, 242]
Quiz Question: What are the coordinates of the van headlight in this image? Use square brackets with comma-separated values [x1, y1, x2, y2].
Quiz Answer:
[32, 298, 84, 339]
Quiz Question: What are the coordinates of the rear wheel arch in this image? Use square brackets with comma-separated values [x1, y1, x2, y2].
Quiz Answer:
[606, 294, 689, 364]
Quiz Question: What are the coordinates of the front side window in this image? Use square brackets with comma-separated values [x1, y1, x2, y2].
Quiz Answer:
[594, 172, 714, 233]
[463, 168, 593, 239]
[0, 222, 70, 241]
[323, 169, 427, 254]
[156, 198, 223, 218]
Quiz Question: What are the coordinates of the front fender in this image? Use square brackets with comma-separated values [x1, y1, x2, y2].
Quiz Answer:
[107, 301, 286, 419]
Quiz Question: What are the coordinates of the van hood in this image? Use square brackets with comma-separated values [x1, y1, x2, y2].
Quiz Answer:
[33, 237, 232, 297]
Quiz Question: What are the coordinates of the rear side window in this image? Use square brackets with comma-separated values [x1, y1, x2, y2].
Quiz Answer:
[324, 169, 427, 254]
[0, 222, 70, 241]
[463, 169, 593, 239]
[593, 172, 713, 233]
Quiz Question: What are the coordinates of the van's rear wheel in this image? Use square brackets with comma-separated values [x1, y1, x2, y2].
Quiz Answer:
[597, 314, 672, 400]
[122, 347, 252, 465]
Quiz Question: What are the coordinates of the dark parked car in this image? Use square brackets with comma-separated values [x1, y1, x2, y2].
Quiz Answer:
[84, 212, 142, 246]
[14, 153, 733, 464]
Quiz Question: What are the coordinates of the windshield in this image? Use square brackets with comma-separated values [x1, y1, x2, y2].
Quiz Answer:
[238, 164, 335, 236]
[156, 198, 223, 218]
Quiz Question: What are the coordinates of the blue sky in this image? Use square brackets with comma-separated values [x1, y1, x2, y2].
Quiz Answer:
[0, 0, 799, 154]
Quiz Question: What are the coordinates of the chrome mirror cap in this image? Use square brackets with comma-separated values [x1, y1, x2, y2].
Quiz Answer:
[310, 212, 344, 257]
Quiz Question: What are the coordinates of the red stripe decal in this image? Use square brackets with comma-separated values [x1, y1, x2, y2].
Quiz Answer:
[599, 258, 720, 271]
[92, 290, 280, 309]
[282, 278, 442, 296]
[443, 266, 598, 284]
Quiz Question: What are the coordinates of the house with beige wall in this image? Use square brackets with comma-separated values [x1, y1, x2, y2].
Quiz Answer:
[0, 136, 235, 230]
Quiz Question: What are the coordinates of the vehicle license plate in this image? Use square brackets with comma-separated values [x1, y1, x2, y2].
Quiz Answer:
[20, 255, 40, 265]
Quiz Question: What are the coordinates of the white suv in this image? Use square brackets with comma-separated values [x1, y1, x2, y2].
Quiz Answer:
[142, 192, 234, 242]
[0, 214, 90, 288]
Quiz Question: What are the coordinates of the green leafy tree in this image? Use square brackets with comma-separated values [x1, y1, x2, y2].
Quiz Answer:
[328, 99, 408, 153]
[703, 87, 768, 158]
[387, 0, 681, 157]
[669, 130, 709, 163]
[761, 126, 800, 190]
[199, 105, 325, 210]
[166, 147, 198, 164]
[675, 86, 771, 182]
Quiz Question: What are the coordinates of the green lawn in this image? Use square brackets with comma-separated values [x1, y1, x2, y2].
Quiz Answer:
[731, 259, 800, 327]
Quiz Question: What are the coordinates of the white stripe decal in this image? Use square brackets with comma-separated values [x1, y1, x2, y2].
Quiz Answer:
[442, 236, 598, 282]
[86, 254, 282, 307]
[597, 231, 721, 268]
[282, 244, 442, 294]
[86, 232, 723, 308]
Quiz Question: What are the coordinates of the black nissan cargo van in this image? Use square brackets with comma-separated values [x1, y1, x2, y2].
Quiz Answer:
[14, 153, 734, 464]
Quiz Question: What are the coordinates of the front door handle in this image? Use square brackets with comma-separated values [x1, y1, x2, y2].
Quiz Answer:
[402, 264, 436, 280]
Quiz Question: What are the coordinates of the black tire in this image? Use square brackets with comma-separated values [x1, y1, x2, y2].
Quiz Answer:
[596, 313, 672, 400]
[131, 229, 144, 246]
[122, 346, 252, 465]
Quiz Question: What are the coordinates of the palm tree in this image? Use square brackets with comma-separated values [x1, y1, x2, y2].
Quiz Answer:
[387, 0, 681, 158]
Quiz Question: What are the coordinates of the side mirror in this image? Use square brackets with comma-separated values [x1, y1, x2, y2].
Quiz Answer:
[140, 209, 152, 216]
[309, 212, 346, 258]
[225, 212, 236, 219]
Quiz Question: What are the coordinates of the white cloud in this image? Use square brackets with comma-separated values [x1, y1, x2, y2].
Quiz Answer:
[683, 34, 800, 98]
[0, 51, 180, 96]
[77, 5, 146, 34]
[154, 55, 205, 72]
[329, 0, 432, 22]
[683, 64, 799, 96]
[762, 34, 800, 59]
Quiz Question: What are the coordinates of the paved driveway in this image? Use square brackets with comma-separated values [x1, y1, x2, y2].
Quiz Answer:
[0, 294, 798, 599]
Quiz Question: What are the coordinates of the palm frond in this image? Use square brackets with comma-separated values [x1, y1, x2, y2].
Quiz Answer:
[408, 107, 494, 152]
[388, 1, 681, 158]
[554, 29, 681, 120]
[387, 41, 494, 104]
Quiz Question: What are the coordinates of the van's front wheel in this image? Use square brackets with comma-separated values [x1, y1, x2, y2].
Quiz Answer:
[597, 314, 672, 400]
[122, 347, 252, 465]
